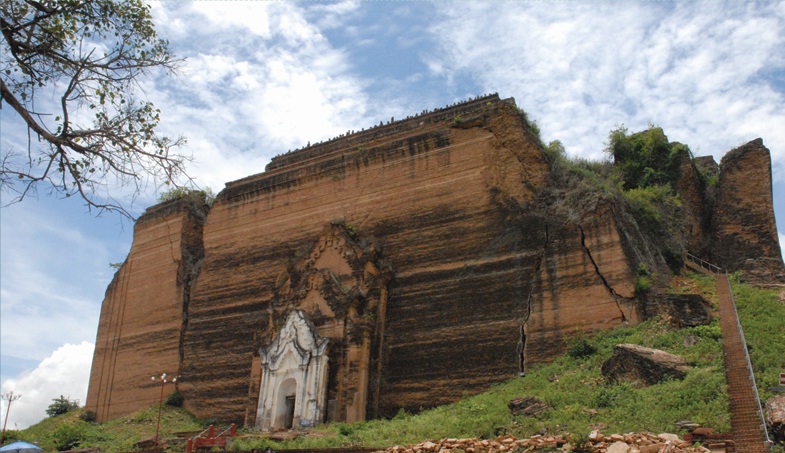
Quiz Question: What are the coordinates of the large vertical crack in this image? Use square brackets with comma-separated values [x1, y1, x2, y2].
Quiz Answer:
[177, 200, 208, 374]
[578, 225, 628, 323]
[518, 224, 549, 375]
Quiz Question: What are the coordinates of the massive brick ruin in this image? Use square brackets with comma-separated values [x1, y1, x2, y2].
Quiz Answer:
[86, 94, 784, 428]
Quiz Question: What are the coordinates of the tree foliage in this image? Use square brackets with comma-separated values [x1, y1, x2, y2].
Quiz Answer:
[606, 125, 687, 190]
[1, 0, 187, 216]
[158, 186, 215, 205]
[606, 125, 690, 272]
[46, 395, 79, 417]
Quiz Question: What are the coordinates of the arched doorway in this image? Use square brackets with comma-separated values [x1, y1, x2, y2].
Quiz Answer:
[275, 378, 298, 429]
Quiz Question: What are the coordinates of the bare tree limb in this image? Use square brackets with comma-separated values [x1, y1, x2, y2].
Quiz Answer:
[1, 0, 189, 218]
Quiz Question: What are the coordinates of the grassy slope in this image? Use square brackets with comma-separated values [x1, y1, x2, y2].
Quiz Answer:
[7, 272, 782, 452]
[730, 274, 785, 402]
[4, 406, 204, 452]
[239, 315, 729, 451]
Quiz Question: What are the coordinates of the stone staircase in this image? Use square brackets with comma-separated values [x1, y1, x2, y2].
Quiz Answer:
[686, 255, 771, 452]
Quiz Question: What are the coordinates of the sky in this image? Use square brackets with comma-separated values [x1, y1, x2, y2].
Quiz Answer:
[2, 0, 785, 429]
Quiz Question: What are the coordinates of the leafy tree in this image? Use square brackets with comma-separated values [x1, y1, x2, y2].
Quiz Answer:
[606, 125, 684, 190]
[1, 0, 188, 216]
[46, 395, 79, 417]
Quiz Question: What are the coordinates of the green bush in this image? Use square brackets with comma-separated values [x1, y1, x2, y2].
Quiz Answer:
[165, 389, 184, 407]
[635, 275, 652, 294]
[567, 338, 597, 359]
[338, 424, 354, 436]
[690, 324, 722, 340]
[1, 429, 20, 444]
[52, 421, 88, 451]
[606, 126, 685, 191]
[79, 410, 97, 423]
[622, 185, 686, 272]
[158, 187, 216, 206]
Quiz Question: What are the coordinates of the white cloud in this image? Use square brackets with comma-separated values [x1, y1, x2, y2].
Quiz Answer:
[1, 342, 94, 430]
[305, 1, 361, 30]
[0, 200, 126, 367]
[426, 2, 785, 175]
[189, 2, 274, 38]
[143, 2, 373, 194]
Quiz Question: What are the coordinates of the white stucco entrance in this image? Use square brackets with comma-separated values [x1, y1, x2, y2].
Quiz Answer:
[256, 310, 330, 430]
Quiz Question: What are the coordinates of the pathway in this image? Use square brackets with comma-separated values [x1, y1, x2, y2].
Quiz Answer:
[714, 273, 770, 452]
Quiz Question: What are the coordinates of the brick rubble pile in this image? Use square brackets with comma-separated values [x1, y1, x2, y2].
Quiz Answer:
[374, 431, 714, 453]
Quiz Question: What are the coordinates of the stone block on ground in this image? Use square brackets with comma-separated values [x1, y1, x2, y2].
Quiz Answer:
[601, 344, 692, 386]
[766, 394, 785, 442]
[508, 396, 550, 416]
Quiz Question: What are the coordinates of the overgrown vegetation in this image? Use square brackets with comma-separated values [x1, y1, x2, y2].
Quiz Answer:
[730, 274, 785, 401]
[606, 126, 687, 191]
[516, 107, 545, 148]
[165, 389, 185, 408]
[45, 396, 79, 418]
[9, 406, 203, 452]
[540, 125, 690, 280]
[158, 187, 216, 206]
[634, 263, 652, 295]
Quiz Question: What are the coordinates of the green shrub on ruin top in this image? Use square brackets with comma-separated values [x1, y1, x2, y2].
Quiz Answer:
[606, 125, 687, 191]
[158, 186, 216, 206]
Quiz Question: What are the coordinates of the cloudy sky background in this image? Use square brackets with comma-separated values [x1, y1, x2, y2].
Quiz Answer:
[2, 0, 785, 429]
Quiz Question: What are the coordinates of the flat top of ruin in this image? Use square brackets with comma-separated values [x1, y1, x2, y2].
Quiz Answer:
[224, 93, 513, 190]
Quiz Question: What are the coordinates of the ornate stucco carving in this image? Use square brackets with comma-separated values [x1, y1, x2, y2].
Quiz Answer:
[254, 223, 393, 428]
[256, 310, 330, 430]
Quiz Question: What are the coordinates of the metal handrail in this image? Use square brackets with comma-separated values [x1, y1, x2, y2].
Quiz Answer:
[685, 253, 771, 449]
[686, 253, 723, 274]
[192, 425, 211, 439]
[726, 276, 772, 449]
[216, 424, 236, 438]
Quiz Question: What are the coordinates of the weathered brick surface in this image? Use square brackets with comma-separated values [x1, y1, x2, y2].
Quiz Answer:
[88, 96, 784, 429]
[86, 197, 208, 422]
[712, 139, 785, 282]
[86, 95, 643, 424]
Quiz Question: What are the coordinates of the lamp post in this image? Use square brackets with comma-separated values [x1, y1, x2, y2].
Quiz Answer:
[1, 391, 22, 444]
[151, 373, 178, 446]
